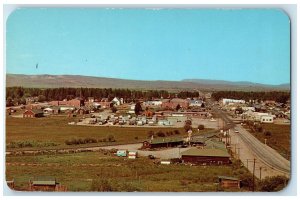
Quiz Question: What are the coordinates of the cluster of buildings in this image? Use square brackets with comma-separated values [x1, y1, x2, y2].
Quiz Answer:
[142, 131, 231, 166]
[219, 98, 291, 124]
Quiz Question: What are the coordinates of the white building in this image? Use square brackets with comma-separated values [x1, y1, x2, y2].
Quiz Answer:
[242, 107, 255, 112]
[111, 97, 123, 106]
[222, 98, 246, 105]
[143, 100, 162, 107]
[260, 115, 274, 123]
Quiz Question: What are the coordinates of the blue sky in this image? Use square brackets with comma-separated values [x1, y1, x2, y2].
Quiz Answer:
[6, 8, 290, 85]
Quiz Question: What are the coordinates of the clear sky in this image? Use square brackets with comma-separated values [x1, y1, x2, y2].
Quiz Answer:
[6, 8, 290, 85]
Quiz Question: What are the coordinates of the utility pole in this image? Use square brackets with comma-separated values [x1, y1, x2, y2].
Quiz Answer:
[259, 167, 262, 180]
[246, 159, 249, 169]
[252, 158, 256, 192]
[236, 147, 241, 160]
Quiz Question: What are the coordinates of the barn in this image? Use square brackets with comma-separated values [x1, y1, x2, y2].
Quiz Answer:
[142, 137, 184, 149]
[180, 148, 231, 165]
[218, 176, 240, 189]
[23, 109, 44, 118]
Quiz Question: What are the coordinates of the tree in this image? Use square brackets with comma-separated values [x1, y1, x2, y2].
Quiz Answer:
[198, 124, 204, 130]
[37, 95, 46, 102]
[184, 124, 192, 132]
[6, 97, 13, 107]
[175, 104, 181, 111]
[134, 102, 143, 115]
[111, 106, 117, 113]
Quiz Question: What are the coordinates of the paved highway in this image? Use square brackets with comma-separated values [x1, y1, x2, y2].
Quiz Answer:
[212, 105, 290, 175]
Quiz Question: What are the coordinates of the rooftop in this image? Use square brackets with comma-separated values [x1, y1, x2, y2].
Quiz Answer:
[180, 148, 230, 157]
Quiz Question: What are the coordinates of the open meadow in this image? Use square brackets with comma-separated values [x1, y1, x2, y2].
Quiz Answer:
[250, 123, 291, 160]
[6, 116, 211, 151]
[6, 151, 252, 192]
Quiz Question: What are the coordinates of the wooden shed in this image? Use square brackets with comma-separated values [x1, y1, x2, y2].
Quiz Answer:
[28, 177, 67, 191]
[181, 148, 231, 165]
[218, 176, 240, 189]
[23, 109, 44, 118]
[6, 179, 15, 190]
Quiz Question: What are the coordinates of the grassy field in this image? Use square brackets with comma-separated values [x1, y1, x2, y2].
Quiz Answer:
[6, 151, 251, 192]
[6, 116, 212, 151]
[250, 124, 291, 160]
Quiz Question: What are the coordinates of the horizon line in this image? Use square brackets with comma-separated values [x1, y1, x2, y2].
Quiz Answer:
[6, 72, 290, 86]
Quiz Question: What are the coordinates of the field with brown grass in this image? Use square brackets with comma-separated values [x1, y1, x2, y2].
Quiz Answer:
[6, 116, 210, 151]
[6, 151, 251, 192]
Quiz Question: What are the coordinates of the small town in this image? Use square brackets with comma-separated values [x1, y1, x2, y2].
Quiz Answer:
[4, 6, 292, 194]
[5, 88, 291, 192]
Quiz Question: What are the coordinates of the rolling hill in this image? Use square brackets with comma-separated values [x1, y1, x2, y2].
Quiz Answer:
[6, 74, 290, 92]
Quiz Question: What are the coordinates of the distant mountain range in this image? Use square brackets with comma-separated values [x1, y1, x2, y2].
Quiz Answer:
[6, 74, 290, 92]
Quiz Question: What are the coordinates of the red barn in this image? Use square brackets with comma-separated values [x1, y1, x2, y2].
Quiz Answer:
[181, 148, 231, 165]
[23, 109, 44, 118]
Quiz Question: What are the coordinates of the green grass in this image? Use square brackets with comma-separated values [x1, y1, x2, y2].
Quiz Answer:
[250, 124, 290, 160]
[6, 152, 251, 192]
[6, 116, 212, 151]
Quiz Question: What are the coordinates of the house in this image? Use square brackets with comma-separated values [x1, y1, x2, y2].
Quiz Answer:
[260, 115, 274, 123]
[222, 99, 245, 105]
[180, 148, 231, 165]
[67, 99, 84, 108]
[23, 109, 44, 118]
[49, 99, 84, 108]
[143, 100, 163, 107]
[99, 98, 111, 108]
[218, 176, 240, 189]
[111, 97, 123, 106]
[43, 107, 54, 114]
[142, 137, 184, 149]
[161, 98, 189, 110]
[6, 108, 16, 115]
[87, 97, 95, 102]
[28, 177, 66, 191]
[189, 99, 204, 107]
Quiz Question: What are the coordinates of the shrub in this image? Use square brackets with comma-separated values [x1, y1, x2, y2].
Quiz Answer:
[239, 174, 254, 189]
[174, 130, 180, 135]
[147, 130, 154, 138]
[185, 119, 192, 126]
[258, 176, 289, 192]
[156, 131, 165, 137]
[198, 125, 205, 130]
[264, 131, 272, 136]
[184, 124, 192, 132]
[91, 179, 114, 191]
[134, 136, 138, 140]
[107, 135, 116, 142]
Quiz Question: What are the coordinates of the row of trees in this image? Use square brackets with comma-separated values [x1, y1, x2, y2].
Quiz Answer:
[211, 91, 290, 103]
[6, 87, 202, 106]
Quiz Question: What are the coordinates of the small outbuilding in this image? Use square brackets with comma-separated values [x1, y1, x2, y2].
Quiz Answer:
[218, 176, 240, 189]
[28, 177, 65, 191]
